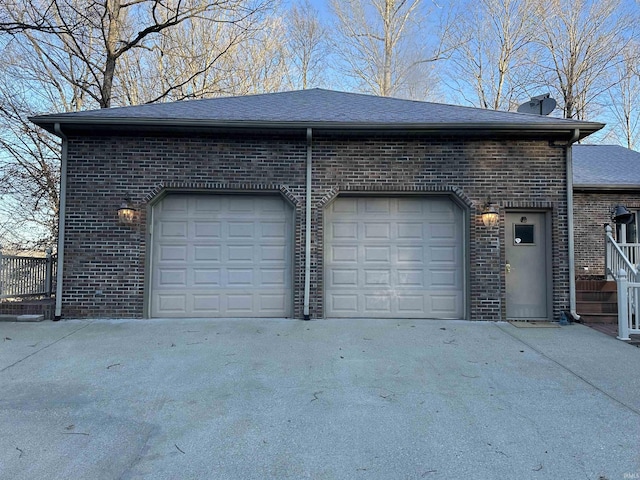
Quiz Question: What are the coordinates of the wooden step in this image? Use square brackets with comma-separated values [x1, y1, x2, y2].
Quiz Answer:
[576, 279, 617, 291]
[576, 301, 617, 314]
[578, 313, 618, 324]
[576, 291, 617, 302]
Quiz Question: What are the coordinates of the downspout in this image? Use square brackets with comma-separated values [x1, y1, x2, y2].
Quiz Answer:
[53, 123, 68, 321]
[303, 128, 313, 320]
[566, 128, 580, 321]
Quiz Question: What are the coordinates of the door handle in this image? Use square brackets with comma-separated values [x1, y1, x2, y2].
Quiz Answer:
[505, 263, 511, 274]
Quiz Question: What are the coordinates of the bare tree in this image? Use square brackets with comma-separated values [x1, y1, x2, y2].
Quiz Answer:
[532, 0, 633, 120]
[447, 0, 536, 111]
[0, 0, 273, 109]
[329, 0, 454, 98]
[606, 42, 640, 149]
[0, 0, 277, 248]
[285, 0, 329, 89]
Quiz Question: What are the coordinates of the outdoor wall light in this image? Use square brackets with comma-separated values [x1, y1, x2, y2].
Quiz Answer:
[611, 204, 634, 224]
[481, 202, 499, 227]
[117, 199, 137, 225]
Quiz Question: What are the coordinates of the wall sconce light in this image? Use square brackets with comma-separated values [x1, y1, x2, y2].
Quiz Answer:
[117, 199, 137, 224]
[611, 204, 633, 224]
[481, 201, 499, 227]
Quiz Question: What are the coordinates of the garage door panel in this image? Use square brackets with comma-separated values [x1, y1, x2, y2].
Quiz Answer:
[194, 221, 221, 238]
[228, 197, 255, 212]
[430, 246, 456, 262]
[193, 269, 220, 286]
[261, 245, 286, 261]
[259, 294, 286, 311]
[161, 221, 188, 238]
[431, 222, 457, 239]
[364, 270, 390, 286]
[363, 198, 391, 213]
[160, 245, 187, 262]
[364, 294, 391, 313]
[228, 222, 254, 238]
[398, 269, 424, 286]
[397, 246, 423, 263]
[157, 268, 187, 287]
[226, 294, 254, 312]
[157, 294, 187, 313]
[325, 196, 464, 319]
[161, 196, 189, 213]
[261, 222, 287, 238]
[330, 269, 358, 287]
[397, 295, 425, 313]
[364, 246, 390, 262]
[227, 245, 254, 262]
[364, 222, 390, 239]
[194, 245, 220, 262]
[431, 295, 460, 315]
[332, 222, 358, 239]
[397, 222, 423, 239]
[151, 194, 292, 318]
[332, 246, 358, 262]
[430, 270, 458, 287]
[227, 269, 253, 286]
[397, 198, 423, 213]
[260, 269, 287, 286]
[192, 294, 220, 313]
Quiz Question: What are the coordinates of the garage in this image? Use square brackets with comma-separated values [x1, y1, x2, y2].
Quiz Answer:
[150, 194, 293, 318]
[324, 196, 465, 318]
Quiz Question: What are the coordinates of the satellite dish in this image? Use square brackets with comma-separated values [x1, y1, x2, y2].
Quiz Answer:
[517, 94, 557, 116]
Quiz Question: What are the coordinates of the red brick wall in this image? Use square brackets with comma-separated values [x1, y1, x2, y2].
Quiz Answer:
[61, 132, 570, 320]
[573, 191, 640, 277]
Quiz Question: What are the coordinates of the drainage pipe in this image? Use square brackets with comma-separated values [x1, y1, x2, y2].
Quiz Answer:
[566, 128, 580, 321]
[303, 128, 313, 320]
[53, 123, 68, 321]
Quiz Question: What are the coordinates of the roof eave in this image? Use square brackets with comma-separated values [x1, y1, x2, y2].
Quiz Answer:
[573, 184, 640, 192]
[29, 116, 604, 139]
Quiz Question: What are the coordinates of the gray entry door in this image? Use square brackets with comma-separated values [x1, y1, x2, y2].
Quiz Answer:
[324, 196, 464, 319]
[505, 212, 551, 320]
[150, 194, 293, 318]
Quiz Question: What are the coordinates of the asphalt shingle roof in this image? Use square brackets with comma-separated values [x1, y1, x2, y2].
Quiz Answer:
[31, 88, 602, 137]
[573, 144, 640, 187]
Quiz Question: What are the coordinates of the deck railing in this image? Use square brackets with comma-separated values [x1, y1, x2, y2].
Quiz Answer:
[0, 248, 56, 299]
[605, 226, 640, 340]
[615, 272, 640, 340]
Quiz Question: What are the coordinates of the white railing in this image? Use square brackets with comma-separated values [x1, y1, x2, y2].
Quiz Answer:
[615, 271, 640, 340]
[605, 225, 638, 283]
[0, 248, 56, 299]
[604, 226, 640, 340]
[620, 243, 640, 267]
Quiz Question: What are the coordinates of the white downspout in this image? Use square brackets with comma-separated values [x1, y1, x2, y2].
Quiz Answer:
[53, 123, 68, 321]
[566, 128, 580, 321]
[303, 127, 312, 320]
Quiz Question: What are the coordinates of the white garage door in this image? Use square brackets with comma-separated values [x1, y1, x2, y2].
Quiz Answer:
[150, 194, 292, 318]
[325, 196, 464, 319]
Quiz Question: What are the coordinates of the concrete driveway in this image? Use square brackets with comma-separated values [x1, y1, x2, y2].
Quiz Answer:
[0, 318, 638, 480]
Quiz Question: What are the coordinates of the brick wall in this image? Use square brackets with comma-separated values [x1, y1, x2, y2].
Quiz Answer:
[62, 131, 569, 321]
[573, 191, 640, 277]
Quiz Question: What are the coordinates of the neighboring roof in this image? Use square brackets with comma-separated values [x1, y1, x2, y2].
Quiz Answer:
[573, 144, 640, 190]
[30, 88, 603, 139]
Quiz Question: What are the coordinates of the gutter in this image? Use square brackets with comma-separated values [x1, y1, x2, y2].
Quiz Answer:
[566, 128, 580, 322]
[30, 117, 605, 138]
[303, 128, 312, 320]
[53, 123, 68, 321]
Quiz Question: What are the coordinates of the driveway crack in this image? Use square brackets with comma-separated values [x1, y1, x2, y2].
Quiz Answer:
[0, 320, 95, 373]
[494, 323, 640, 417]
